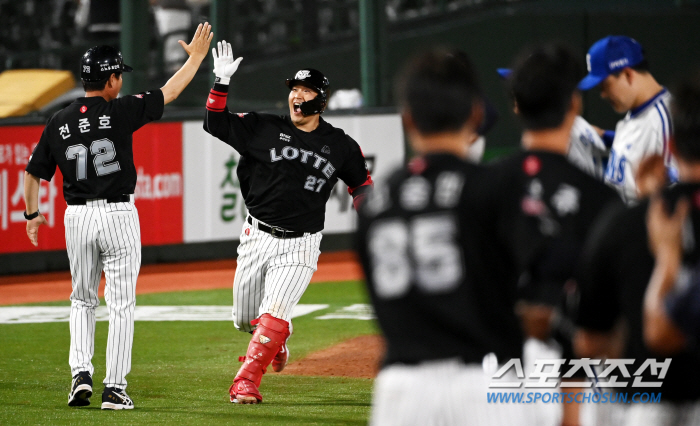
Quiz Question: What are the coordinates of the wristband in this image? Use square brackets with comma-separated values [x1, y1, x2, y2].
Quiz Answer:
[215, 76, 230, 85]
[24, 210, 40, 220]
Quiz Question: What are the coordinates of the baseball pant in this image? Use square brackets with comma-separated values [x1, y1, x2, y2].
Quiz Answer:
[370, 358, 535, 426]
[65, 198, 140, 390]
[232, 215, 322, 333]
[591, 399, 700, 426]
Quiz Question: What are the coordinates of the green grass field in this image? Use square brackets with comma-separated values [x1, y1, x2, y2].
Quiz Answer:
[0, 280, 379, 425]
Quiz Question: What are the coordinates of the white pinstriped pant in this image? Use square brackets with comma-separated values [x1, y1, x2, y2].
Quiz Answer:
[232, 215, 322, 333]
[370, 359, 536, 426]
[64, 198, 140, 390]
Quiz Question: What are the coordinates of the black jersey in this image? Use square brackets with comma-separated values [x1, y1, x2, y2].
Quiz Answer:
[575, 183, 700, 403]
[357, 154, 524, 366]
[26, 90, 164, 202]
[483, 150, 622, 305]
[204, 85, 369, 233]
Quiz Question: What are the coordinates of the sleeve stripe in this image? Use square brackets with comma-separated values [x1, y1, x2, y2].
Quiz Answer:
[656, 100, 673, 165]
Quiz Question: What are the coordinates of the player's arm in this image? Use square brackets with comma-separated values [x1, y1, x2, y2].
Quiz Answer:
[160, 22, 214, 105]
[203, 40, 244, 143]
[572, 203, 627, 358]
[343, 142, 374, 211]
[23, 171, 48, 247]
[644, 195, 689, 354]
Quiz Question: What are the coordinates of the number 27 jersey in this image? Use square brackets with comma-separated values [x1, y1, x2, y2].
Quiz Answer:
[204, 108, 370, 233]
[26, 90, 164, 202]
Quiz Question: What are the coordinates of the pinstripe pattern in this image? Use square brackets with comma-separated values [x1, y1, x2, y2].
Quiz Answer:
[65, 197, 140, 390]
[232, 215, 322, 333]
[369, 360, 535, 426]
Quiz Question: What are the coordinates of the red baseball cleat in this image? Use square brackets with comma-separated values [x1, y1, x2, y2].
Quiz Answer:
[229, 379, 263, 404]
[272, 344, 289, 372]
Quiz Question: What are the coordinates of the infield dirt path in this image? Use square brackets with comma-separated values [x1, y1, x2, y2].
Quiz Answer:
[0, 251, 363, 305]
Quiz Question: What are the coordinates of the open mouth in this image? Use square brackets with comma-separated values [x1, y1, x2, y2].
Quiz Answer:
[293, 103, 301, 113]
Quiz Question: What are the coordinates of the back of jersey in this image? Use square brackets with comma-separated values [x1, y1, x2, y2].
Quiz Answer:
[357, 153, 523, 367]
[27, 91, 164, 202]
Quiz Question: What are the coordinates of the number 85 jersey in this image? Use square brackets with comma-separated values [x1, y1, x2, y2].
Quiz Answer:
[26, 90, 165, 202]
[356, 154, 524, 366]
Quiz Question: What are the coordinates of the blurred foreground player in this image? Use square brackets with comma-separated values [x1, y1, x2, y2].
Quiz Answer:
[643, 72, 700, 360]
[357, 48, 533, 426]
[489, 43, 622, 426]
[24, 24, 213, 409]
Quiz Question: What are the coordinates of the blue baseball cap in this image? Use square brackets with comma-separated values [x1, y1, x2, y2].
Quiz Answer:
[578, 36, 645, 91]
[496, 68, 512, 80]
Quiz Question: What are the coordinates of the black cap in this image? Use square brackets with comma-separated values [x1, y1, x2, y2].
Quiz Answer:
[80, 46, 133, 82]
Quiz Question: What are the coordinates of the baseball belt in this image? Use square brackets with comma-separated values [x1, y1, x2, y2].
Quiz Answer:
[247, 216, 305, 239]
[67, 194, 131, 205]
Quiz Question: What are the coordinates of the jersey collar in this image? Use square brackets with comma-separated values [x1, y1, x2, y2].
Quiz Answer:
[629, 87, 668, 119]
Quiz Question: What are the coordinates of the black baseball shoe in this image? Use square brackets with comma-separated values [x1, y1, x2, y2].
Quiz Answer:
[101, 387, 134, 410]
[68, 371, 93, 407]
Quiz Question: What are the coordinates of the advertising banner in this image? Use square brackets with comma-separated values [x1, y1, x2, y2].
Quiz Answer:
[0, 122, 184, 255]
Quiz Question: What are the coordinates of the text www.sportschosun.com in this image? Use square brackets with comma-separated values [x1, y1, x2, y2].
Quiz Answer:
[487, 392, 662, 404]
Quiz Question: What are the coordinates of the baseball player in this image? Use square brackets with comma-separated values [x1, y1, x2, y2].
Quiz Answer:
[23, 23, 213, 409]
[202, 41, 373, 404]
[573, 72, 700, 425]
[357, 47, 531, 426]
[579, 35, 676, 204]
[487, 43, 624, 426]
[498, 68, 609, 179]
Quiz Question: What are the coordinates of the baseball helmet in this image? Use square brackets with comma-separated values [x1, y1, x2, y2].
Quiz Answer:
[80, 46, 133, 82]
[285, 68, 330, 115]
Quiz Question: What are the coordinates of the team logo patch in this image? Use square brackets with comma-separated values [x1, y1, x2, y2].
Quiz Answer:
[259, 335, 271, 344]
[407, 157, 427, 175]
[523, 155, 542, 176]
[80, 106, 87, 113]
[209, 98, 215, 103]
[321, 145, 331, 154]
[295, 70, 311, 80]
[280, 133, 291, 143]
[245, 227, 250, 236]
[83, 65, 90, 74]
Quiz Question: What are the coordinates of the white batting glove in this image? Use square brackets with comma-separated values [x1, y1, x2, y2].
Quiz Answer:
[212, 40, 243, 85]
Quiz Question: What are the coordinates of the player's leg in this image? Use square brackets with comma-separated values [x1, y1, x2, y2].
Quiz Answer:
[99, 201, 140, 409]
[260, 232, 323, 327]
[230, 232, 321, 403]
[232, 219, 275, 332]
[259, 233, 322, 371]
[229, 313, 290, 403]
[65, 205, 100, 406]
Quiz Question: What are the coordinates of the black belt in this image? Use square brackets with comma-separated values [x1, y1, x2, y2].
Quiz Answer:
[67, 195, 131, 205]
[247, 216, 305, 239]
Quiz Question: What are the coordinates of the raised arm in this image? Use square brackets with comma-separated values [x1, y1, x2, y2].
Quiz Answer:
[161, 22, 214, 105]
[204, 40, 243, 140]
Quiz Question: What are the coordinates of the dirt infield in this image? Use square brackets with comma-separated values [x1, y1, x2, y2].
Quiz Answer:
[281, 335, 385, 378]
[0, 250, 364, 305]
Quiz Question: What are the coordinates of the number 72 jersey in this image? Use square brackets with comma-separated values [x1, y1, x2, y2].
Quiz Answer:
[26, 90, 165, 202]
